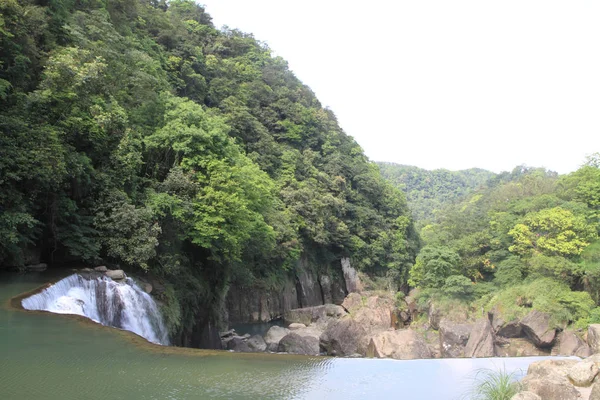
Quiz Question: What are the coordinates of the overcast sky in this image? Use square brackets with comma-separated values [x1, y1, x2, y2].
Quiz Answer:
[199, 0, 600, 174]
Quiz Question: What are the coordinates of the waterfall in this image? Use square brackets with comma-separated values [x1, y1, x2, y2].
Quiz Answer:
[22, 274, 170, 345]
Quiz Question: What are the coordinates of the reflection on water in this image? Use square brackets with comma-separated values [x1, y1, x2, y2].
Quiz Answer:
[0, 272, 566, 400]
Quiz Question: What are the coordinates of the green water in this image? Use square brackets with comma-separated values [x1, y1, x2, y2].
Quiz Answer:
[0, 272, 562, 399]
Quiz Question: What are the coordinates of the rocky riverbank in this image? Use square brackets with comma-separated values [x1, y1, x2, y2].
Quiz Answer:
[221, 287, 599, 360]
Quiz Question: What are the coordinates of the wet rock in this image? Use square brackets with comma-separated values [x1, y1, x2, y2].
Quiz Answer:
[247, 335, 267, 352]
[25, 263, 47, 272]
[439, 319, 473, 358]
[511, 392, 541, 400]
[520, 310, 556, 348]
[278, 333, 319, 355]
[94, 266, 108, 272]
[341, 258, 363, 293]
[105, 269, 125, 281]
[588, 325, 600, 353]
[464, 318, 495, 358]
[367, 329, 431, 360]
[567, 360, 598, 387]
[264, 326, 290, 352]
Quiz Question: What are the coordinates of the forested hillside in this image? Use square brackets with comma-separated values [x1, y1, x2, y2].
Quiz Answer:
[408, 160, 600, 329]
[377, 162, 495, 222]
[0, 0, 418, 341]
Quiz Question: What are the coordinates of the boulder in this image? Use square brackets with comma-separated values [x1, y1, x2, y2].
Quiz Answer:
[284, 304, 346, 327]
[553, 331, 589, 356]
[226, 336, 252, 352]
[321, 318, 368, 356]
[521, 375, 581, 400]
[588, 325, 600, 353]
[341, 257, 363, 293]
[591, 382, 600, 400]
[278, 333, 320, 355]
[464, 318, 495, 358]
[367, 329, 431, 360]
[292, 325, 323, 341]
[25, 263, 47, 272]
[341, 293, 363, 313]
[94, 265, 108, 272]
[288, 323, 306, 330]
[511, 392, 541, 400]
[495, 338, 549, 357]
[105, 269, 126, 281]
[264, 326, 290, 352]
[490, 308, 522, 338]
[439, 319, 473, 358]
[247, 335, 267, 352]
[520, 310, 556, 348]
[428, 302, 443, 330]
[567, 361, 598, 387]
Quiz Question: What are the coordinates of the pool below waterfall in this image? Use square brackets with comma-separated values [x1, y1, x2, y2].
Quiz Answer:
[0, 271, 572, 400]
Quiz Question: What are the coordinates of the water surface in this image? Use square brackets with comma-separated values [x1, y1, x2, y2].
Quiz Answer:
[0, 272, 558, 399]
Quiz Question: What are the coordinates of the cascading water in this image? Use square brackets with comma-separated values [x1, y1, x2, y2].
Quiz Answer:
[22, 274, 170, 345]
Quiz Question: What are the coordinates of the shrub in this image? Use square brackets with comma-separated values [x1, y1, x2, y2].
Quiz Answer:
[462, 367, 522, 400]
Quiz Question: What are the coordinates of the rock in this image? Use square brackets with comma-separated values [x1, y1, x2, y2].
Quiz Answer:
[495, 338, 549, 357]
[321, 318, 368, 356]
[585, 353, 600, 368]
[464, 318, 495, 358]
[247, 335, 267, 352]
[439, 319, 473, 358]
[341, 257, 363, 293]
[278, 333, 320, 355]
[367, 329, 431, 360]
[428, 303, 443, 330]
[511, 392, 541, 400]
[226, 336, 252, 352]
[288, 323, 306, 330]
[264, 326, 290, 352]
[554, 331, 587, 356]
[522, 375, 582, 400]
[567, 361, 598, 387]
[527, 359, 579, 380]
[591, 382, 600, 400]
[576, 345, 592, 358]
[341, 292, 363, 313]
[94, 265, 108, 272]
[490, 308, 522, 338]
[220, 329, 236, 338]
[320, 275, 333, 304]
[284, 304, 346, 327]
[520, 310, 556, 348]
[588, 325, 600, 353]
[105, 269, 126, 280]
[292, 325, 323, 341]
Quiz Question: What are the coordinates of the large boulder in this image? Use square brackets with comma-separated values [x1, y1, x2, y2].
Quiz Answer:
[321, 318, 368, 356]
[284, 304, 346, 327]
[94, 265, 108, 272]
[264, 326, 290, 352]
[588, 325, 600, 353]
[527, 359, 579, 378]
[105, 269, 126, 280]
[490, 308, 522, 338]
[520, 310, 556, 348]
[511, 392, 541, 400]
[553, 331, 590, 356]
[567, 360, 598, 387]
[439, 319, 473, 358]
[591, 382, 600, 400]
[464, 318, 495, 358]
[278, 333, 320, 355]
[226, 336, 252, 352]
[246, 335, 267, 352]
[521, 375, 581, 400]
[367, 329, 431, 360]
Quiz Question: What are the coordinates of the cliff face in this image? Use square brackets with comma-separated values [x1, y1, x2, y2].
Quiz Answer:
[226, 256, 348, 324]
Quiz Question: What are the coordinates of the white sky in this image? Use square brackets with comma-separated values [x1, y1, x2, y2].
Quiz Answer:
[199, 0, 600, 174]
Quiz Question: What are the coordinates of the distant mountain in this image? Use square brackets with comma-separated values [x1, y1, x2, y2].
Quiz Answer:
[377, 163, 496, 222]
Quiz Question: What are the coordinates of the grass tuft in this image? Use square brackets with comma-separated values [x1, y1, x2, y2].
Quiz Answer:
[461, 366, 522, 400]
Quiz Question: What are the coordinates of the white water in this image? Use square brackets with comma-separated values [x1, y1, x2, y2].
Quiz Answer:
[22, 274, 170, 345]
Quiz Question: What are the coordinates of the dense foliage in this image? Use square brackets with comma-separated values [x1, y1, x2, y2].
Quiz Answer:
[402, 160, 600, 328]
[377, 162, 495, 223]
[0, 0, 418, 340]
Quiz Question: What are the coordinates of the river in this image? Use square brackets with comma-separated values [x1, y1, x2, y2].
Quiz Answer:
[0, 271, 563, 399]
